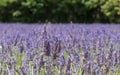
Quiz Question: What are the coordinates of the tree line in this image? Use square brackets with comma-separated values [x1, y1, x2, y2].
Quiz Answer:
[0, 0, 120, 23]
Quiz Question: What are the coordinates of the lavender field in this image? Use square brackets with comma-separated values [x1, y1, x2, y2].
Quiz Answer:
[0, 23, 120, 75]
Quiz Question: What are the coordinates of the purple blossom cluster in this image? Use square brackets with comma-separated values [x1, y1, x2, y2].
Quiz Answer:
[0, 23, 120, 75]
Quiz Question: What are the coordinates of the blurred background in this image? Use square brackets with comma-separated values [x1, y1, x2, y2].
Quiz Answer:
[0, 0, 120, 23]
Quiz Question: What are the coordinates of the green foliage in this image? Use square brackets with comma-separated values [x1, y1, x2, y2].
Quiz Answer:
[101, 0, 120, 22]
[0, 0, 120, 23]
[0, 0, 7, 6]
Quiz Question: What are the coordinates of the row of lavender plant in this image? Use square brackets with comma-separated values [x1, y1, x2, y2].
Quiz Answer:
[0, 24, 120, 75]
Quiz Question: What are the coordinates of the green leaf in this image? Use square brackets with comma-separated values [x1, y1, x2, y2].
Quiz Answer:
[13, 10, 21, 17]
